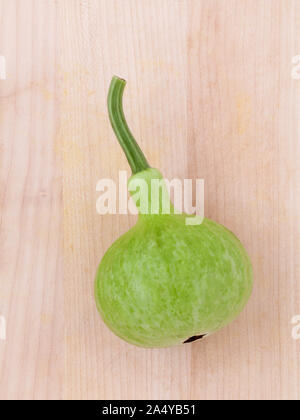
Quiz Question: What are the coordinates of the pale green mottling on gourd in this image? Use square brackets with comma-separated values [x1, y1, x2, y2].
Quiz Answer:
[95, 77, 253, 348]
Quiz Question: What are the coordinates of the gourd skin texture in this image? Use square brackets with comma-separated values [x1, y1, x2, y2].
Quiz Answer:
[95, 77, 253, 348]
[95, 169, 253, 348]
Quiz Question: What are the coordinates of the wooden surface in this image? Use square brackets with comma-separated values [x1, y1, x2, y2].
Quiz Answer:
[0, 0, 299, 400]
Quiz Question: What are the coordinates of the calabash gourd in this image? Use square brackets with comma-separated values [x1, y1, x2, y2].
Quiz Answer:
[95, 76, 253, 348]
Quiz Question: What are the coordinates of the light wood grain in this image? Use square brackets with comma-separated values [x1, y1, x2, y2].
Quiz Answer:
[187, 0, 300, 400]
[0, 0, 63, 400]
[0, 0, 299, 400]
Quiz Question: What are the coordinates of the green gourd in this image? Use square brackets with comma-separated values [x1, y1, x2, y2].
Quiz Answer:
[95, 76, 253, 348]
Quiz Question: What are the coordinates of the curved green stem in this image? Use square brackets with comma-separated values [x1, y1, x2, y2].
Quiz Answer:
[108, 76, 150, 174]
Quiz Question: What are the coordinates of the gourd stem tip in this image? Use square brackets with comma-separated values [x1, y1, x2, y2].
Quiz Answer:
[108, 76, 150, 175]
